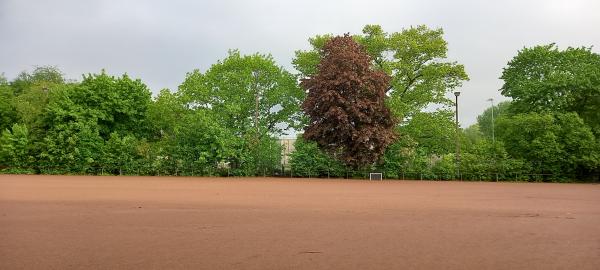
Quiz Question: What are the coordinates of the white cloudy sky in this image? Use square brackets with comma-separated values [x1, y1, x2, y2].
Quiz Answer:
[1, 0, 599, 126]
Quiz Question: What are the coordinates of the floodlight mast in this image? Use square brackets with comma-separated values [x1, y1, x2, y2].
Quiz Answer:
[253, 70, 260, 173]
[487, 98, 495, 147]
[253, 71, 260, 136]
[488, 98, 496, 181]
[454, 91, 461, 180]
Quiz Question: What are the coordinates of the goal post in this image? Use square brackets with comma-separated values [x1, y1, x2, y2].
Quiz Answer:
[369, 173, 383, 181]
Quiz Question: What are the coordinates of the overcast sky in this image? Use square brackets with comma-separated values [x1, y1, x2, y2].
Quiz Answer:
[1, 0, 599, 127]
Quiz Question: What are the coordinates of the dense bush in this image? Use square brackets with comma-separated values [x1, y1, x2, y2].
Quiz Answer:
[289, 137, 347, 177]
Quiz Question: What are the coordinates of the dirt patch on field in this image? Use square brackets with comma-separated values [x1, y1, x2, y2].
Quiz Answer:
[1, 175, 599, 269]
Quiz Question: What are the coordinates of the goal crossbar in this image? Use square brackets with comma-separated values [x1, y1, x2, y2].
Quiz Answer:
[369, 173, 383, 181]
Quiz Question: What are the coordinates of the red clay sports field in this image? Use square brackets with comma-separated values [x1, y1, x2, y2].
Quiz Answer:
[1, 175, 599, 269]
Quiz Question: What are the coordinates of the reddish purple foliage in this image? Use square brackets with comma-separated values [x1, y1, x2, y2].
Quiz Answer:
[301, 34, 397, 168]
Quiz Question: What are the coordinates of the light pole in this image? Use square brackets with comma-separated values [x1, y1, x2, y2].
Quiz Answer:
[487, 98, 495, 147]
[488, 98, 498, 182]
[454, 91, 461, 180]
[487, 98, 497, 181]
[252, 70, 260, 175]
[252, 70, 260, 135]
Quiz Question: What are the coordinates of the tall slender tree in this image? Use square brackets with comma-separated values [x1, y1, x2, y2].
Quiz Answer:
[302, 34, 396, 168]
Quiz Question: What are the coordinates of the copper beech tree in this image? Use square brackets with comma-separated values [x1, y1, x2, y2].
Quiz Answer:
[301, 34, 396, 168]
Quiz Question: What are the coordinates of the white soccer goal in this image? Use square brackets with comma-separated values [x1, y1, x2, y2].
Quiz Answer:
[369, 173, 383, 181]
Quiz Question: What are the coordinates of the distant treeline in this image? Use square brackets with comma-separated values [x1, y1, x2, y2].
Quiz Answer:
[1, 26, 598, 181]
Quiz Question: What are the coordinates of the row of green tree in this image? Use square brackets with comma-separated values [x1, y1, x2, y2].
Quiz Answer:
[290, 39, 600, 182]
[1, 25, 599, 181]
[0, 51, 298, 176]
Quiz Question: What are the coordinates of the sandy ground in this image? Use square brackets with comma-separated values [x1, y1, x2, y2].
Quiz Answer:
[1, 175, 599, 270]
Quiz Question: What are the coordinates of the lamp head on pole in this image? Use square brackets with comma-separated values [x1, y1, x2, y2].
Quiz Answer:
[454, 91, 461, 97]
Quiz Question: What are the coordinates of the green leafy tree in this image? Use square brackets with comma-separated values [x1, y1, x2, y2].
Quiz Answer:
[380, 136, 417, 178]
[10, 66, 65, 96]
[0, 124, 34, 172]
[501, 44, 600, 134]
[146, 88, 185, 140]
[14, 83, 51, 133]
[70, 71, 152, 138]
[135, 138, 171, 176]
[232, 136, 283, 176]
[400, 110, 456, 155]
[294, 25, 469, 120]
[463, 124, 484, 146]
[169, 111, 238, 175]
[40, 119, 104, 174]
[40, 70, 152, 173]
[292, 35, 332, 77]
[458, 135, 529, 181]
[0, 80, 17, 132]
[179, 50, 304, 136]
[5, 67, 68, 141]
[179, 51, 302, 175]
[377, 110, 455, 178]
[496, 112, 598, 180]
[3, 67, 71, 167]
[101, 132, 140, 174]
[289, 137, 346, 177]
[476, 101, 512, 139]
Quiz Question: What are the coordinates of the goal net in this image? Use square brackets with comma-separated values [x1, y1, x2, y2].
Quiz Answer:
[369, 173, 383, 181]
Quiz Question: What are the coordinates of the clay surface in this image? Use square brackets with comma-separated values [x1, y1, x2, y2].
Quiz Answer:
[1, 175, 599, 269]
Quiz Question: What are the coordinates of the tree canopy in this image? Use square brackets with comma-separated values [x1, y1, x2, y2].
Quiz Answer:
[476, 101, 512, 139]
[301, 34, 396, 168]
[501, 44, 600, 134]
[179, 50, 304, 137]
[1, 27, 599, 182]
[496, 112, 598, 177]
[294, 25, 469, 120]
